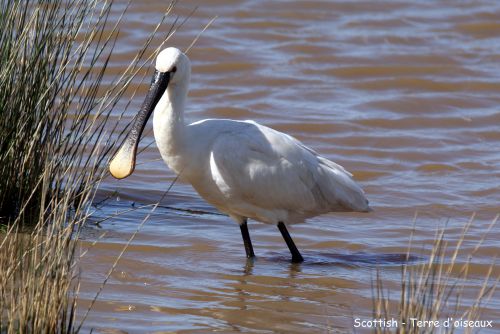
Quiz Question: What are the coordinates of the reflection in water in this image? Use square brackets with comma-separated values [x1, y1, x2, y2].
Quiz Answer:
[267, 251, 420, 267]
[242, 258, 254, 276]
[77, 0, 500, 332]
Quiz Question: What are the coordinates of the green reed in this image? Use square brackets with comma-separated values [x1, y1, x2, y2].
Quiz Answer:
[373, 215, 498, 334]
[0, 0, 176, 332]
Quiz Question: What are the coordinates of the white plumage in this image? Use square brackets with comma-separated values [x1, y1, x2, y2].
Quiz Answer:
[111, 47, 370, 262]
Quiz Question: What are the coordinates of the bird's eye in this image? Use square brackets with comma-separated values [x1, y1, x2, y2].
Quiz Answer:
[172, 66, 177, 73]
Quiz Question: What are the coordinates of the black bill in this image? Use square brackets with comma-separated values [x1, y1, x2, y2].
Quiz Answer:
[110, 70, 170, 179]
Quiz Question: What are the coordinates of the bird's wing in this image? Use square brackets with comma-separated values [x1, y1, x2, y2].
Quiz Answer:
[209, 121, 369, 214]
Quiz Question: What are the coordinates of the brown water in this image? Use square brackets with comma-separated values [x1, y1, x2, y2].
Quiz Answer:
[77, 1, 499, 333]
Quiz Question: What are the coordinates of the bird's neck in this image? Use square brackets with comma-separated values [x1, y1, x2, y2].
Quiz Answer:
[153, 81, 188, 167]
[165, 82, 187, 124]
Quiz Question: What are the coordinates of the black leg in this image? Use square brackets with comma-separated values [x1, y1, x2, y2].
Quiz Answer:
[240, 219, 255, 259]
[277, 222, 304, 263]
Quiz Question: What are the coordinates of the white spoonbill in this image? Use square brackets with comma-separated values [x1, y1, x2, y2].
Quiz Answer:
[110, 47, 370, 263]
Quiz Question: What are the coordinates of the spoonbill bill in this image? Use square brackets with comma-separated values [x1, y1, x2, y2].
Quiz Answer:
[109, 47, 370, 263]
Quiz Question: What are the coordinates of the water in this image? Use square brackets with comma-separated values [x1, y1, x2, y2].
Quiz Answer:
[77, 1, 499, 333]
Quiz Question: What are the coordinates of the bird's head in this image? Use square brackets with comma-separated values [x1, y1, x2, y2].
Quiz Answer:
[109, 47, 189, 179]
[156, 47, 191, 86]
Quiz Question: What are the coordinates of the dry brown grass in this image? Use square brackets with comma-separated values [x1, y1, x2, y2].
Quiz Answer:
[0, 0, 179, 332]
[373, 214, 498, 334]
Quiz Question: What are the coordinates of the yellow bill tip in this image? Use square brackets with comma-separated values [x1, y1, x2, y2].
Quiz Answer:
[109, 145, 135, 179]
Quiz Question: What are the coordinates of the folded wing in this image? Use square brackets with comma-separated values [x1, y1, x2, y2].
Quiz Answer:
[209, 121, 370, 218]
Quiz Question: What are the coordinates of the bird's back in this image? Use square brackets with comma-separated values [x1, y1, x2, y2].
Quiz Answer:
[184, 119, 370, 225]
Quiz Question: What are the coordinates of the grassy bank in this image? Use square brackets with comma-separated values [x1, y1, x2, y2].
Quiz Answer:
[0, 0, 174, 331]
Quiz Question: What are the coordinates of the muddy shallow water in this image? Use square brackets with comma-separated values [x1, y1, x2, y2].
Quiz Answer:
[77, 1, 499, 333]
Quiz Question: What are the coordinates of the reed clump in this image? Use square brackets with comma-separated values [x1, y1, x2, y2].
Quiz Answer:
[373, 215, 498, 334]
[0, 0, 172, 332]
